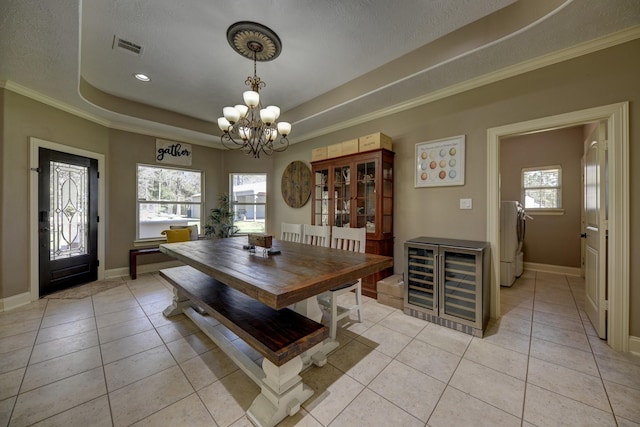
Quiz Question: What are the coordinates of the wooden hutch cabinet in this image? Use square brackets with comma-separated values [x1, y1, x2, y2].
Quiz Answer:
[311, 148, 394, 297]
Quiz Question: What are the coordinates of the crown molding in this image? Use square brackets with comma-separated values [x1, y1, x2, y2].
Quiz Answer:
[3, 24, 639, 146]
[0, 80, 221, 148]
[289, 24, 640, 143]
[1, 80, 111, 127]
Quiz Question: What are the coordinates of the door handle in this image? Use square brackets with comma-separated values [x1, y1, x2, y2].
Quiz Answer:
[580, 233, 587, 238]
[40, 227, 49, 232]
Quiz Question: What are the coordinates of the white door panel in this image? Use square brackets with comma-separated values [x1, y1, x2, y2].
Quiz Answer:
[583, 122, 607, 339]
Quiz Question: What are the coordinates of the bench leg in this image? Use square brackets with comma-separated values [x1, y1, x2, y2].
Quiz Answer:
[247, 356, 313, 427]
[163, 288, 191, 317]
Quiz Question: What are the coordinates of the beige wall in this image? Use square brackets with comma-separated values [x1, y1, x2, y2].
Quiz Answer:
[500, 127, 584, 268]
[106, 129, 226, 270]
[1, 90, 110, 298]
[271, 39, 640, 335]
[0, 92, 228, 298]
[1, 39, 639, 336]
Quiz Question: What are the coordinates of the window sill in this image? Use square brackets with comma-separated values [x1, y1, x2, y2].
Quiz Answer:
[527, 209, 565, 216]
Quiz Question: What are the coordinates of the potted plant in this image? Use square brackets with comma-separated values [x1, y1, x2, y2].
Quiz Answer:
[204, 193, 240, 238]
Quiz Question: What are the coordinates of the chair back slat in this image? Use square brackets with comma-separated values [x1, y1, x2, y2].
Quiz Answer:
[302, 224, 330, 247]
[281, 222, 303, 243]
[331, 227, 366, 253]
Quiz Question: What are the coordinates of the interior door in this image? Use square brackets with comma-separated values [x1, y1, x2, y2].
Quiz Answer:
[38, 148, 99, 296]
[583, 122, 607, 339]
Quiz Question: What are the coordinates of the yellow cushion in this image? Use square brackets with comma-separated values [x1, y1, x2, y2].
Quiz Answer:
[161, 228, 191, 243]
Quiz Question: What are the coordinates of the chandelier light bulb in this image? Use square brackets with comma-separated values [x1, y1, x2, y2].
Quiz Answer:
[238, 127, 252, 140]
[234, 104, 249, 119]
[217, 117, 231, 132]
[223, 107, 240, 124]
[277, 122, 291, 136]
[259, 108, 276, 125]
[266, 105, 280, 120]
[243, 91, 260, 108]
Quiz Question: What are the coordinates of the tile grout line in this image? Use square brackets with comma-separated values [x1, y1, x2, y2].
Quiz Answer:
[519, 270, 536, 427]
[122, 275, 242, 426]
[91, 291, 116, 427]
[565, 275, 619, 421]
[6, 299, 49, 426]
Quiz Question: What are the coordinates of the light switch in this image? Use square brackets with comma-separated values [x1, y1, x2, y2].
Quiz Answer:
[460, 198, 472, 209]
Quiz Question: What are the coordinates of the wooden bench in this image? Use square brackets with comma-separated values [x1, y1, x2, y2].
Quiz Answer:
[160, 265, 329, 426]
[129, 247, 161, 279]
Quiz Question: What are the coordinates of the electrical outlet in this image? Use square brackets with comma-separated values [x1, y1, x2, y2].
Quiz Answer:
[460, 198, 472, 209]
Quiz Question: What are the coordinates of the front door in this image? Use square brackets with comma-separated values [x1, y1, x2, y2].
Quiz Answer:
[583, 122, 607, 339]
[38, 148, 99, 296]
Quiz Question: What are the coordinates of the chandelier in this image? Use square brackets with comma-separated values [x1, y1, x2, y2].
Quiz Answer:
[217, 22, 291, 158]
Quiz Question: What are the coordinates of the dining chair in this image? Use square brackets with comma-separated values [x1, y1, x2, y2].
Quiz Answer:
[318, 226, 366, 339]
[302, 224, 330, 247]
[281, 222, 303, 243]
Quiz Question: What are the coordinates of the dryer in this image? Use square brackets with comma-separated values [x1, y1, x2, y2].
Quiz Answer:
[500, 201, 526, 287]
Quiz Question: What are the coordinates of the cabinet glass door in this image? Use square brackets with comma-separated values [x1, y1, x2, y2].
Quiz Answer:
[382, 160, 393, 234]
[334, 165, 351, 227]
[440, 248, 479, 325]
[356, 161, 376, 233]
[313, 169, 329, 226]
[406, 245, 437, 313]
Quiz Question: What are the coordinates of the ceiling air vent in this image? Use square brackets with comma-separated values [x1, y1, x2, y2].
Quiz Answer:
[113, 36, 143, 56]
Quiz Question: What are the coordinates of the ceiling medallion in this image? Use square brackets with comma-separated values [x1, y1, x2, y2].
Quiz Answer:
[218, 22, 290, 158]
[226, 22, 281, 62]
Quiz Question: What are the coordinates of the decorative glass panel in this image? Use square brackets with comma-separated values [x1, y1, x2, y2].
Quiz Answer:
[314, 170, 329, 226]
[50, 161, 88, 260]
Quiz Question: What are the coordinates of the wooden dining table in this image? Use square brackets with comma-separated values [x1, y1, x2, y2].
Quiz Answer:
[160, 236, 393, 320]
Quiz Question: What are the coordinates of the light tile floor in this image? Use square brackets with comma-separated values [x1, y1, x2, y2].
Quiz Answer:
[0, 271, 639, 426]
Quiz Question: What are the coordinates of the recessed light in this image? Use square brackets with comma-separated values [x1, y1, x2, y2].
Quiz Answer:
[134, 73, 151, 82]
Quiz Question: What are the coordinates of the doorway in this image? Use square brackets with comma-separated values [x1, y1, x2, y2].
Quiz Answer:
[38, 148, 99, 295]
[29, 138, 106, 301]
[487, 102, 630, 352]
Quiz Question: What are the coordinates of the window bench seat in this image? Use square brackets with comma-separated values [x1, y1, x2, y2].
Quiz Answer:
[129, 247, 161, 279]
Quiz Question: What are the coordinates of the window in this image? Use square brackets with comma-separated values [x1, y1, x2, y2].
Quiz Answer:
[137, 164, 203, 239]
[522, 165, 562, 209]
[230, 173, 267, 234]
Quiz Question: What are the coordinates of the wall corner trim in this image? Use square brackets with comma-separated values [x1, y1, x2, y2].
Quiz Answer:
[0, 292, 32, 312]
[629, 336, 640, 357]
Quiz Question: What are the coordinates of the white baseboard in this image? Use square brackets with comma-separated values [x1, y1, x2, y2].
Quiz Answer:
[0, 292, 32, 312]
[629, 335, 640, 356]
[105, 260, 184, 279]
[523, 262, 581, 277]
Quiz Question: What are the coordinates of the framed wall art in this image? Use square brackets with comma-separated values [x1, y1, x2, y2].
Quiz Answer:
[415, 135, 465, 187]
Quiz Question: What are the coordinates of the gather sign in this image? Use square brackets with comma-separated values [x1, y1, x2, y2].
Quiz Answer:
[156, 139, 192, 166]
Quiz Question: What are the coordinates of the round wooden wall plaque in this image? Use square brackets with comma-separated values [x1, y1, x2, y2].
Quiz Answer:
[281, 161, 312, 208]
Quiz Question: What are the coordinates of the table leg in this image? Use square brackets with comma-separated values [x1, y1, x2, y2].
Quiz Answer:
[292, 296, 323, 323]
[246, 356, 313, 427]
[163, 287, 191, 317]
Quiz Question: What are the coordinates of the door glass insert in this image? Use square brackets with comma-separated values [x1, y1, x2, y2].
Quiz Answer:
[442, 251, 477, 322]
[406, 246, 436, 310]
[50, 161, 88, 260]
